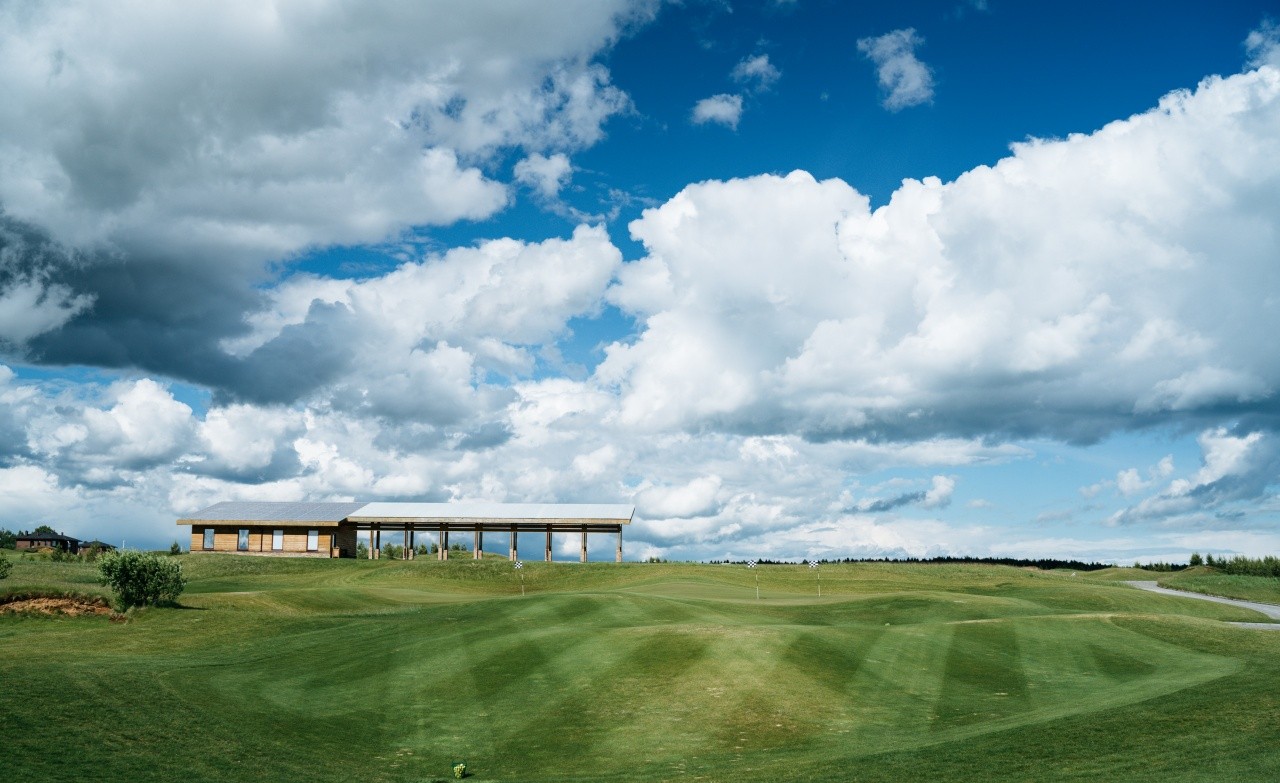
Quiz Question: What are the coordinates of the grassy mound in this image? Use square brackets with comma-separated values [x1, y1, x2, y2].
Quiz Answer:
[2, 556, 1279, 782]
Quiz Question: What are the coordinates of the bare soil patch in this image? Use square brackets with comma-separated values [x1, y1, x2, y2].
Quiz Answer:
[1, 596, 113, 617]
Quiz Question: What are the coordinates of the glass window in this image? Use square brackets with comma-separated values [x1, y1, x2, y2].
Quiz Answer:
[272, 529, 284, 551]
[237, 529, 249, 551]
[203, 528, 214, 550]
[307, 529, 319, 551]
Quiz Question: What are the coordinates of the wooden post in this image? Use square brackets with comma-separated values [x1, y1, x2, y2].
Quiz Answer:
[408, 529, 415, 560]
[545, 526, 553, 562]
[403, 525, 409, 560]
[616, 528, 623, 563]
[580, 527, 588, 563]
[509, 527, 518, 561]
[474, 529, 483, 559]
[440, 528, 449, 561]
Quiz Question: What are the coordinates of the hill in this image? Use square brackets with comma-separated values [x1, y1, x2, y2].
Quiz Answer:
[2, 556, 1279, 782]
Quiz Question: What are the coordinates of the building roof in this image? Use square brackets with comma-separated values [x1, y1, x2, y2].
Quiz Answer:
[177, 501, 368, 527]
[348, 502, 635, 523]
[177, 501, 635, 526]
[17, 532, 80, 543]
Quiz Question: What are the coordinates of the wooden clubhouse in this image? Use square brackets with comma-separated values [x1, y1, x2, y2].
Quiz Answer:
[178, 501, 635, 562]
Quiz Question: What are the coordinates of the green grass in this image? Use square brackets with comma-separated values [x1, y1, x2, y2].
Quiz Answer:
[3, 556, 1279, 782]
[1158, 568, 1280, 605]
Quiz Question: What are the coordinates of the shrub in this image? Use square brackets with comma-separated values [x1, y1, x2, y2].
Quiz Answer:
[0, 552, 11, 580]
[453, 761, 467, 779]
[98, 550, 186, 608]
[169, 541, 182, 556]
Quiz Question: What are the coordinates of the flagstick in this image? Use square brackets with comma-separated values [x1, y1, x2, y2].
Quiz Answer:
[755, 571, 760, 600]
[817, 568, 821, 598]
[521, 572, 525, 596]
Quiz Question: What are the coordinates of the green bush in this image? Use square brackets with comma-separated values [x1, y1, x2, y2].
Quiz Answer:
[0, 551, 11, 580]
[98, 550, 186, 608]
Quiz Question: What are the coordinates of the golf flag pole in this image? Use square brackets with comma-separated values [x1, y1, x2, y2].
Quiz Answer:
[746, 558, 758, 599]
[809, 559, 820, 597]
[514, 560, 524, 595]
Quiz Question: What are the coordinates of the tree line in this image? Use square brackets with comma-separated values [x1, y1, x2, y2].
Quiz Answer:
[1188, 553, 1280, 578]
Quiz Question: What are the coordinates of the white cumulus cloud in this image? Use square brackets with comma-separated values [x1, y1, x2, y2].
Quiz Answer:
[691, 94, 744, 129]
[857, 28, 935, 111]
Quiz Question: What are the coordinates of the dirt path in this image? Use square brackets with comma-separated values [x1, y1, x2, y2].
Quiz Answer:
[1127, 581, 1280, 628]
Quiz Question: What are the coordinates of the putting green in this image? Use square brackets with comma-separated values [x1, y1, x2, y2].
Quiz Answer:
[2, 557, 1278, 782]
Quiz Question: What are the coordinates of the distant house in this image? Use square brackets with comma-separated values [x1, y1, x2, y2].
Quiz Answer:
[80, 540, 117, 553]
[15, 531, 82, 553]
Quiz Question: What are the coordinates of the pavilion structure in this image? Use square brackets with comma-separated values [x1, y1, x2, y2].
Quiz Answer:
[178, 501, 634, 562]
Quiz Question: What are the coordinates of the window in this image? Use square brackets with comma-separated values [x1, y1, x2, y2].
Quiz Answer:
[238, 529, 249, 551]
[307, 529, 319, 552]
[203, 528, 215, 550]
[272, 529, 284, 551]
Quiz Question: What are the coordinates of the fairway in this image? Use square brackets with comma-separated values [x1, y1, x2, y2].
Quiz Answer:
[3, 558, 1280, 782]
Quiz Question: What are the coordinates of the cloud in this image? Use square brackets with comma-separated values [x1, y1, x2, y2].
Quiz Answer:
[225, 224, 622, 413]
[691, 94, 744, 129]
[634, 475, 723, 518]
[1108, 428, 1280, 527]
[515, 153, 574, 199]
[606, 66, 1280, 443]
[1246, 19, 1280, 69]
[731, 54, 781, 91]
[857, 28, 935, 111]
[0, 0, 653, 384]
[851, 475, 954, 512]
[0, 217, 95, 347]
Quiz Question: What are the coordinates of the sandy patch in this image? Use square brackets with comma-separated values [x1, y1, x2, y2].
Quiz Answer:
[1, 596, 114, 617]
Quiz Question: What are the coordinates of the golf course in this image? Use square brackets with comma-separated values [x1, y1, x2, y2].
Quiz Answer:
[3, 556, 1280, 782]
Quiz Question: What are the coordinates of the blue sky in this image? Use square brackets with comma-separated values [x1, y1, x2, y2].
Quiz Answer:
[1, 1, 1278, 562]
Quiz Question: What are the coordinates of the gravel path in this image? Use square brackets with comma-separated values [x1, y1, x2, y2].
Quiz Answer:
[1126, 581, 1280, 628]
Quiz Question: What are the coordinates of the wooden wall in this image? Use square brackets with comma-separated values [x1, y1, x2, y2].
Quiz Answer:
[188, 526, 337, 558]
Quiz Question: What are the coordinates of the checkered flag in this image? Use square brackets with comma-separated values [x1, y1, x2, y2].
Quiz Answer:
[745, 558, 757, 568]
[808, 559, 819, 569]
[513, 560, 523, 569]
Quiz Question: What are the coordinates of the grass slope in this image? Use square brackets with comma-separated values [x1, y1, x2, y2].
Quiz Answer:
[3, 557, 1279, 782]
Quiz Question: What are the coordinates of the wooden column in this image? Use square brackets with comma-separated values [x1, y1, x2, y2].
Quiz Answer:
[545, 526, 553, 562]
[408, 528, 415, 560]
[580, 527, 588, 563]
[616, 529, 623, 563]
[440, 528, 450, 561]
[509, 526, 518, 561]
[474, 529, 483, 559]
[403, 525, 409, 560]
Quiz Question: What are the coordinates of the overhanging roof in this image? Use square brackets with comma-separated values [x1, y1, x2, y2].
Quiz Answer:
[177, 501, 367, 527]
[178, 501, 635, 526]
[348, 502, 634, 524]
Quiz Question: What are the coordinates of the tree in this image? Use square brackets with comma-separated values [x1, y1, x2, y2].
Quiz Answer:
[0, 528, 15, 549]
[98, 550, 186, 609]
[0, 552, 11, 580]
[1189, 552, 1204, 566]
[32, 524, 57, 535]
